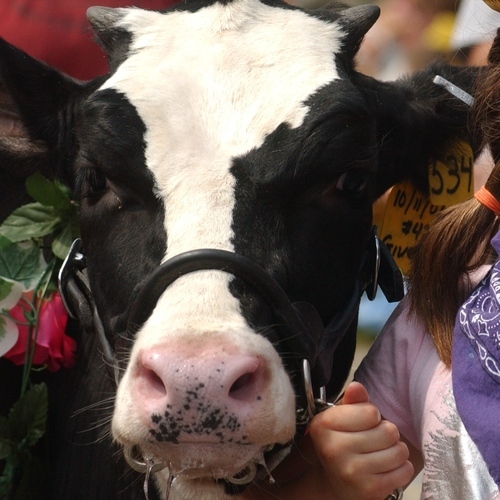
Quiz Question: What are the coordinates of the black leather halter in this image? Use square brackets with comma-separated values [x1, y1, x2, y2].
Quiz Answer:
[58, 227, 403, 487]
[59, 226, 403, 418]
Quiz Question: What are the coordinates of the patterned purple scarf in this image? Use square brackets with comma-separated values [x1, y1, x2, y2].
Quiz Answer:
[453, 230, 500, 489]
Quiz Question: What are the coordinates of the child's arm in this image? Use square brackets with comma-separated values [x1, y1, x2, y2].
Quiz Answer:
[240, 381, 414, 499]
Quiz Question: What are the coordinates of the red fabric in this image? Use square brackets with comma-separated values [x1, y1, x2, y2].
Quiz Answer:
[0, 0, 179, 80]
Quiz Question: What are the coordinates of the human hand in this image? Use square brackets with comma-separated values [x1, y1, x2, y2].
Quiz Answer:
[308, 381, 413, 500]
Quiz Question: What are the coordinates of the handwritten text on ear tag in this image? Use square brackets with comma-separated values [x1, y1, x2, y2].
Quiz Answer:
[379, 182, 445, 275]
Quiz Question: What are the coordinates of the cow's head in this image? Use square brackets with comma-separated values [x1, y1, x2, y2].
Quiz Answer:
[0, 0, 478, 497]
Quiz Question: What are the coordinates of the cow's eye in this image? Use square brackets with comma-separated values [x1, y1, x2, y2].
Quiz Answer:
[86, 169, 110, 197]
[335, 171, 367, 195]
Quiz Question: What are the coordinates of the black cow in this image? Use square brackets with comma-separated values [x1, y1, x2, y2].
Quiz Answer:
[0, 1, 478, 499]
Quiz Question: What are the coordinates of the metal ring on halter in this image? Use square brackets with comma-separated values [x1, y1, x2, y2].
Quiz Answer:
[302, 359, 316, 421]
[225, 462, 258, 485]
[385, 488, 404, 500]
[123, 445, 168, 474]
[366, 227, 380, 301]
[58, 238, 86, 319]
[300, 359, 335, 420]
[319, 386, 327, 402]
[314, 396, 334, 413]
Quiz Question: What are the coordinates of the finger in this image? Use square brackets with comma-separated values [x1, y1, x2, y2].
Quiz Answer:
[354, 441, 411, 476]
[379, 465, 415, 500]
[352, 419, 402, 453]
[340, 381, 370, 405]
[311, 401, 381, 434]
[354, 460, 415, 500]
[313, 419, 402, 458]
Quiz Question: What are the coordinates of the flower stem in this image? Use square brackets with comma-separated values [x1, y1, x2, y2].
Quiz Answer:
[20, 259, 56, 398]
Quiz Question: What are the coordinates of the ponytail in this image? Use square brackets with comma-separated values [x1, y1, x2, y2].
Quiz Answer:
[408, 30, 500, 366]
[408, 194, 498, 366]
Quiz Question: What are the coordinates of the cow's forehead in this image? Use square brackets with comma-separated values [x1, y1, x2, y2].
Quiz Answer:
[99, 0, 344, 166]
[93, 0, 348, 259]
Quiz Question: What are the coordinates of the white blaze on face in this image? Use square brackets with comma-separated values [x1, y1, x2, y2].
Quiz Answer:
[101, 0, 342, 256]
[106, 0, 345, 475]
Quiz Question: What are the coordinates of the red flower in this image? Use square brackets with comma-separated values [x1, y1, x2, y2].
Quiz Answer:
[4, 292, 76, 372]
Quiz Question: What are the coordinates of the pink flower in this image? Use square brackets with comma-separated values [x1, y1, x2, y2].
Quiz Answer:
[4, 292, 76, 372]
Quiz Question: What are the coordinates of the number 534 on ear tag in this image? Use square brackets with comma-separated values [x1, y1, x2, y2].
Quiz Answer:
[429, 140, 474, 206]
[379, 140, 474, 275]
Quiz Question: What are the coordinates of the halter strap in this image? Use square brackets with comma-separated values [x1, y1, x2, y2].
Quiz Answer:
[59, 228, 403, 401]
[58, 229, 404, 486]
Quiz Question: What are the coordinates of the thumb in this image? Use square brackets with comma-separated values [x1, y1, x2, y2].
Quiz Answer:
[339, 381, 370, 405]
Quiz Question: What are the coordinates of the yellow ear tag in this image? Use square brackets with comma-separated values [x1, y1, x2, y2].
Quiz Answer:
[378, 140, 474, 275]
[428, 139, 474, 206]
[379, 182, 445, 275]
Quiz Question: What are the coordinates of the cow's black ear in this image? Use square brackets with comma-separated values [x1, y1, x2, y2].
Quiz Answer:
[87, 7, 132, 73]
[338, 5, 380, 60]
[0, 38, 86, 179]
[0, 39, 83, 148]
[361, 63, 481, 197]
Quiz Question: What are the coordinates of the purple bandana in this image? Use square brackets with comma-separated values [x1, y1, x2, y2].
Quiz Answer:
[453, 230, 500, 489]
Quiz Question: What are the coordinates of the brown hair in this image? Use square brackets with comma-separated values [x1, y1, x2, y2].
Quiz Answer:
[407, 29, 500, 366]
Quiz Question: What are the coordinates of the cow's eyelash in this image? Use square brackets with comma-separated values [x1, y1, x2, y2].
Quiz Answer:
[74, 166, 110, 200]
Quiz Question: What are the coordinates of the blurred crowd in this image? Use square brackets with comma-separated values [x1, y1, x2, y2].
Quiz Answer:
[356, 0, 500, 80]
[2, 0, 499, 81]
[286, 0, 500, 79]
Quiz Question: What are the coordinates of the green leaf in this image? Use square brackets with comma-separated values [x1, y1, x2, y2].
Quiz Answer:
[0, 437, 13, 460]
[0, 385, 49, 500]
[0, 320, 19, 357]
[0, 234, 11, 249]
[0, 242, 45, 287]
[0, 414, 11, 441]
[0, 203, 61, 242]
[26, 173, 73, 211]
[14, 453, 48, 500]
[0, 278, 14, 302]
[51, 224, 75, 260]
[0, 278, 23, 312]
[0, 314, 18, 358]
[0, 316, 5, 344]
[0, 461, 16, 498]
[8, 384, 48, 448]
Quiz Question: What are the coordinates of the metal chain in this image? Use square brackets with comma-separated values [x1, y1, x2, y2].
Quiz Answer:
[386, 488, 404, 500]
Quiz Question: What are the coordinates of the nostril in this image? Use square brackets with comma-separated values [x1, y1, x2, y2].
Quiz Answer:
[140, 365, 167, 399]
[228, 356, 265, 403]
[229, 372, 254, 400]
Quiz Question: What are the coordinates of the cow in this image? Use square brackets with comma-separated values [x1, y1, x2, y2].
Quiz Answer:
[0, 0, 480, 499]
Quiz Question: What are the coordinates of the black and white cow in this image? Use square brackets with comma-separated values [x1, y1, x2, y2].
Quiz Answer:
[0, 1, 479, 499]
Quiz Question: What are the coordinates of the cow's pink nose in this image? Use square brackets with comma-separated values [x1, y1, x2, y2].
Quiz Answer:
[132, 345, 266, 441]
